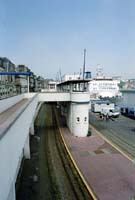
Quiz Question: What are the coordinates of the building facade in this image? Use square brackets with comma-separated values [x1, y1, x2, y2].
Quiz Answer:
[0, 57, 16, 98]
[0, 58, 46, 99]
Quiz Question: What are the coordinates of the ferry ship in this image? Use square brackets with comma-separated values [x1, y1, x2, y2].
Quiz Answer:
[88, 66, 122, 99]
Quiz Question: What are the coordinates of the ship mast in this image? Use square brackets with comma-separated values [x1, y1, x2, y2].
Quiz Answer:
[83, 49, 86, 79]
[96, 64, 103, 78]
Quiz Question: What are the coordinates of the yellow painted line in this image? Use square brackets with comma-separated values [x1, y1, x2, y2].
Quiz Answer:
[89, 124, 133, 163]
[54, 109, 97, 200]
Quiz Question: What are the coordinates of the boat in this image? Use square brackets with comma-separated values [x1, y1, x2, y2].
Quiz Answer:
[88, 65, 122, 100]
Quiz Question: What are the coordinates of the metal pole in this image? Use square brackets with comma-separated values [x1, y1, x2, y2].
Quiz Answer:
[83, 49, 86, 79]
[27, 75, 29, 93]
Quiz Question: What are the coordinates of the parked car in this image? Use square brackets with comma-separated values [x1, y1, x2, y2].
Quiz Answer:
[100, 107, 120, 118]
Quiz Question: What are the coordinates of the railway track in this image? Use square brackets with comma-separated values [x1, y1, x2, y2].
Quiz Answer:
[17, 103, 94, 200]
[103, 129, 135, 158]
[89, 112, 135, 160]
[46, 104, 93, 200]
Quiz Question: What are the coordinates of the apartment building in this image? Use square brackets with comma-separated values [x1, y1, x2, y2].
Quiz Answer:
[0, 57, 47, 98]
[0, 57, 16, 98]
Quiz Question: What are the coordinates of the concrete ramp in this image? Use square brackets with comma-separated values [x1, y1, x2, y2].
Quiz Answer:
[0, 93, 38, 200]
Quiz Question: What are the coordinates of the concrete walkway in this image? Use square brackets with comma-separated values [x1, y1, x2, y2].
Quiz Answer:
[60, 124, 135, 200]
[89, 112, 135, 159]
[0, 99, 28, 138]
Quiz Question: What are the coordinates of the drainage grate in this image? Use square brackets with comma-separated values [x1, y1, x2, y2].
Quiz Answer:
[94, 149, 104, 154]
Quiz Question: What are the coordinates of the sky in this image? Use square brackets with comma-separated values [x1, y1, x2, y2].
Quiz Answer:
[0, 0, 135, 79]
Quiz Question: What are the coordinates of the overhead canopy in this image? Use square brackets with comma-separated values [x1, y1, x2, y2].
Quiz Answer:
[0, 72, 33, 75]
[57, 79, 91, 86]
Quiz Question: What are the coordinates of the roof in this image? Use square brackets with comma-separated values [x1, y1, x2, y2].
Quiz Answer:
[57, 79, 91, 86]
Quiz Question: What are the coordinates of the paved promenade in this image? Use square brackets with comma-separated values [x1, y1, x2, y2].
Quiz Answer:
[89, 112, 135, 159]
[60, 121, 135, 200]
[0, 99, 28, 138]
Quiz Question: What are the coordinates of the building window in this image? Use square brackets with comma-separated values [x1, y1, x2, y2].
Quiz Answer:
[84, 117, 87, 123]
[76, 117, 80, 123]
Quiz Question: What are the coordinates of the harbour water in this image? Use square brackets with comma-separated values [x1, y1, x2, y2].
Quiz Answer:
[119, 91, 135, 108]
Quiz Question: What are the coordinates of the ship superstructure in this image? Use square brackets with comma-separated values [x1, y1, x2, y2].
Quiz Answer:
[88, 66, 121, 99]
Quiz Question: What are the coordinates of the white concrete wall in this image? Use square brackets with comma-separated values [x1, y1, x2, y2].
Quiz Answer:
[0, 94, 24, 113]
[72, 103, 89, 137]
[70, 92, 90, 103]
[23, 92, 37, 99]
[7, 182, 15, 200]
[66, 92, 89, 137]
[0, 95, 38, 200]
[38, 92, 70, 102]
[67, 102, 89, 137]
[0, 93, 37, 114]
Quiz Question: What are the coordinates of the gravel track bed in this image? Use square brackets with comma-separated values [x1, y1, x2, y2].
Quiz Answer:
[16, 103, 93, 200]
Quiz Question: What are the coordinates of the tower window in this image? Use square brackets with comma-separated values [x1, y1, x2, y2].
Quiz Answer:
[76, 117, 80, 123]
[84, 117, 87, 123]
